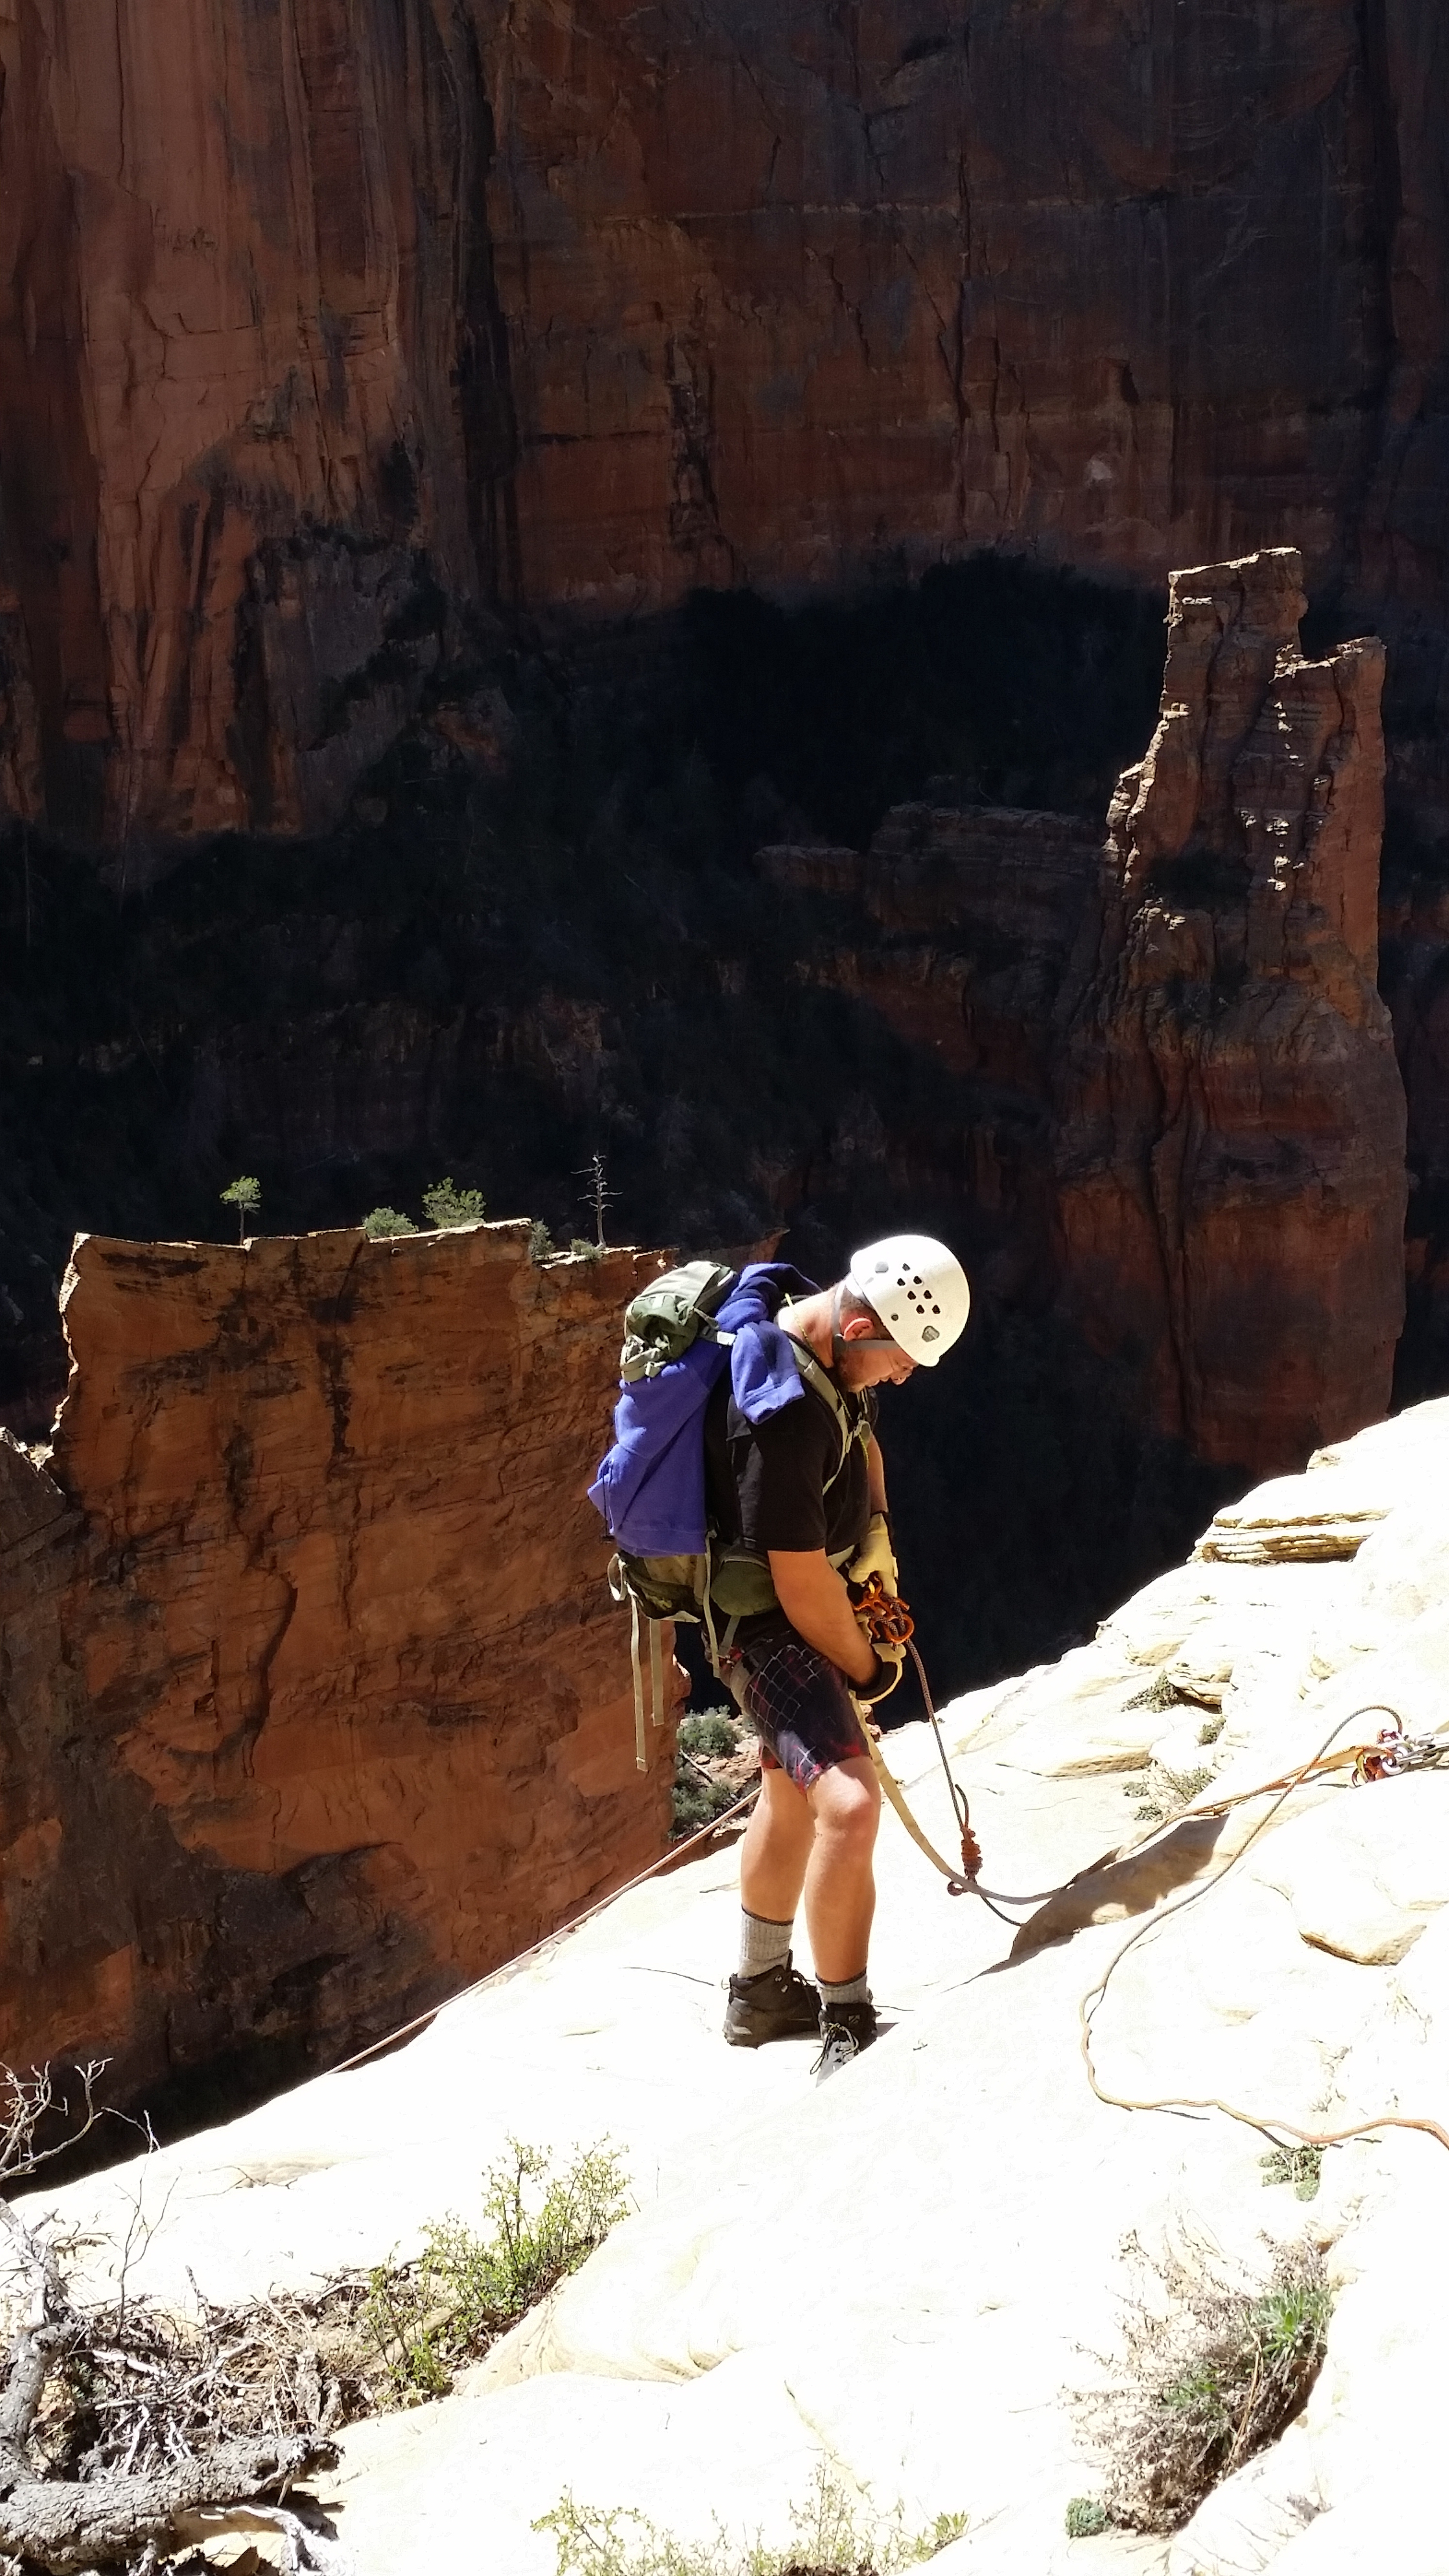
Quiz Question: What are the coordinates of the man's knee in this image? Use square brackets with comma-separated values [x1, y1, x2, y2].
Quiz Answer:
[810, 1761, 880, 1854]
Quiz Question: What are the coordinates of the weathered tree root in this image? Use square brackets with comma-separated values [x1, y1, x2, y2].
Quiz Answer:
[0, 2433, 339, 2573]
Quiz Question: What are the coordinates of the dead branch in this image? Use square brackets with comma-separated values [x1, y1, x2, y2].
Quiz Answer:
[1, 2065, 110, 2186]
[0, 2433, 339, 2573]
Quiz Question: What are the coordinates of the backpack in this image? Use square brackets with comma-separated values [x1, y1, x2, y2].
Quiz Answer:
[589, 1260, 870, 1767]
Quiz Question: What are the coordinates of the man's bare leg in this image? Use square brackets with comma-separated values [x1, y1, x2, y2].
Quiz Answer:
[739, 1766, 815, 1925]
[803, 1755, 881, 1984]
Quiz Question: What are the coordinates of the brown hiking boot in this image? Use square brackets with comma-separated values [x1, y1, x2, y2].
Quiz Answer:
[723, 1955, 821, 2047]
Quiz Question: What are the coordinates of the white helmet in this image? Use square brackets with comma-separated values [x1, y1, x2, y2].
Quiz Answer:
[846, 1235, 971, 1366]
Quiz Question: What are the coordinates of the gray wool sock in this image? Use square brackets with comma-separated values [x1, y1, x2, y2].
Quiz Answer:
[738, 1911, 794, 1980]
[817, 1971, 871, 2008]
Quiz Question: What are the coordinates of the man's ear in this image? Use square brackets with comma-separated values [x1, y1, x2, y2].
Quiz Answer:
[839, 1312, 877, 1342]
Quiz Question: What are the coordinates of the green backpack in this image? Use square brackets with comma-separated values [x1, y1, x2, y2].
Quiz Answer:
[597, 1262, 868, 1766]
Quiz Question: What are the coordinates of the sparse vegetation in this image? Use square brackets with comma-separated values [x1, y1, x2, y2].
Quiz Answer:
[1123, 1762, 1216, 1827]
[679, 1711, 740, 1759]
[1064, 2497, 1109, 2537]
[570, 1235, 605, 1262]
[360, 2140, 629, 2404]
[672, 1707, 753, 1839]
[1076, 2233, 1333, 2534]
[672, 1775, 743, 1838]
[1260, 2144, 1323, 2202]
[421, 1176, 487, 1229]
[0, 2106, 627, 2570]
[1197, 1713, 1225, 1745]
[1123, 1670, 1179, 1713]
[534, 2464, 966, 2575]
[219, 1174, 261, 1240]
[530, 1219, 556, 1262]
[363, 1205, 418, 1238]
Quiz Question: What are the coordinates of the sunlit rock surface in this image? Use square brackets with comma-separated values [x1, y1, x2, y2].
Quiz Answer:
[26, 1396, 1449, 2573]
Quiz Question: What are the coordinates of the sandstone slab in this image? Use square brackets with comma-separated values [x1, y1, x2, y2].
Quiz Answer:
[21, 1395, 1449, 2576]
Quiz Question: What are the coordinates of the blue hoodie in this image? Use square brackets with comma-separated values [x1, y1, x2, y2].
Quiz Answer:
[588, 1262, 820, 1556]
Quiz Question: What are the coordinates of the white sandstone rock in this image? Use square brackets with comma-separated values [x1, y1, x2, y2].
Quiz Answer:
[20, 1394, 1449, 2576]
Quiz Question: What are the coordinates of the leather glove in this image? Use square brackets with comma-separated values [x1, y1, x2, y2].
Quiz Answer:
[848, 1511, 898, 1594]
[855, 1638, 906, 1704]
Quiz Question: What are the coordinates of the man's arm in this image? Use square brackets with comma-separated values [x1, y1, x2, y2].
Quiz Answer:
[768, 1549, 879, 1687]
[865, 1432, 887, 1518]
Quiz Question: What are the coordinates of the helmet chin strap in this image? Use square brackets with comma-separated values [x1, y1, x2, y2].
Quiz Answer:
[831, 1283, 899, 1373]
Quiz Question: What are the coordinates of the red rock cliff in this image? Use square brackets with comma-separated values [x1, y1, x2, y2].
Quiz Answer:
[0, 1222, 672, 2116]
[762, 551, 1407, 1477]
[1054, 549, 1407, 1469]
[1, 2, 1444, 839]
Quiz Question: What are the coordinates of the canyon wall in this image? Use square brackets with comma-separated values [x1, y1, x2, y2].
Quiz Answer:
[763, 551, 1407, 1477]
[0, 1, 1445, 841]
[0, 1221, 673, 2121]
[1055, 550, 1407, 1471]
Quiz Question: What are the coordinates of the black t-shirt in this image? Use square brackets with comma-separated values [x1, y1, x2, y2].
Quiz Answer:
[704, 1362, 876, 1644]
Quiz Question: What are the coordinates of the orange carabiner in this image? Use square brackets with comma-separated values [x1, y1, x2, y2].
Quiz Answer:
[853, 1571, 916, 1645]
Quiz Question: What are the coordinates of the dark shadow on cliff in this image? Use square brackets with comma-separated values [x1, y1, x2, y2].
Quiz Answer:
[0, 555, 1211, 1691]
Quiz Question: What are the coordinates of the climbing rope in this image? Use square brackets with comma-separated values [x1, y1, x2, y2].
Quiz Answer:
[1078, 1703, 1449, 2162]
[862, 1639, 1449, 2166]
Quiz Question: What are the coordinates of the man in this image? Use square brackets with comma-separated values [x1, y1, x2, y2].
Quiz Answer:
[705, 1235, 972, 2080]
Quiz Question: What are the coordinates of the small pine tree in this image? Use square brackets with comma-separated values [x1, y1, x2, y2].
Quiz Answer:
[220, 1176, 261, 1242]
[576, 1150, 617, 1249]
[421, 1177, 487, 1230]
[363, 1207, 418, 1239]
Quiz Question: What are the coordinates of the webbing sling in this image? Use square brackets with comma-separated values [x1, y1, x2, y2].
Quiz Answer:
[629, 1592, 672, 1773]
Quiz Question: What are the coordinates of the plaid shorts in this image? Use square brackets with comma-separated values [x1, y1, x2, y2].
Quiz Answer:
[734, 1634, 867, 1792]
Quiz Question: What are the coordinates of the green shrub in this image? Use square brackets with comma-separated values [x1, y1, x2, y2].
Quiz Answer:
[421, 1177, 487, 1229]
[1076, 2234, 1333, 2534]
[570, 1237, 605, 1263]
[361, 2139, 628, 2404]
[363, 1206, 418, 1239]
[671, 1777, 740, 1840]
[1123, 1760, 1216, 1827]
[1064, 2498, 1108, 2538]
[529, 1220, 555, 1263]
[1259, 2144, 1323, 2202]
[534, 2463, 966, 2574]
[679, 1712, 739, 1759]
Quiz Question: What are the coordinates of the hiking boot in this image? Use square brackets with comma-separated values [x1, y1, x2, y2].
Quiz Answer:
[723, 1955, 821, 2048]
[812, 1997, 878, 2084]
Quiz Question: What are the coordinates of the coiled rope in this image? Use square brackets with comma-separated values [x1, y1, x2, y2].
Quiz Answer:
[1076, 1702, 1449, 2160]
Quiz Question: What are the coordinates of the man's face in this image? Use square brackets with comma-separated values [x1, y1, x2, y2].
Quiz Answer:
[835, 1315, 917, 1391]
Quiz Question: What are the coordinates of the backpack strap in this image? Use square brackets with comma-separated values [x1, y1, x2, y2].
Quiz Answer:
[629, 1593, 647, 1773]
[782, 1333, 872, 1491]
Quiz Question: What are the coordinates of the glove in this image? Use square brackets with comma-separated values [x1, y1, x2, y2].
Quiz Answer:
[855, 1639, 906, 1704]
[848, 1511, 898, 1594]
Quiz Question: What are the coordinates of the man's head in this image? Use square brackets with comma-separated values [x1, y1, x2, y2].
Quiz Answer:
[829, 1236, 971, 1388]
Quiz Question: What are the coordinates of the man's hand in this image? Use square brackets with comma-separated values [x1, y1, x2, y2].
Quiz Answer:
[855, 1638, 906, 1702]
[769, 1549, 880, 1687]
[848, 1510, 898, 1593]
